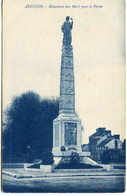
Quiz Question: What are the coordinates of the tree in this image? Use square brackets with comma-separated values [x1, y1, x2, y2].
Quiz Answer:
[41, 150, 54, 165]
[2, 91, 59, 162]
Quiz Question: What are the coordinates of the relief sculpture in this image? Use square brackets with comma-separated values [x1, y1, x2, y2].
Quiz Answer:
[65, 123, 77, 145]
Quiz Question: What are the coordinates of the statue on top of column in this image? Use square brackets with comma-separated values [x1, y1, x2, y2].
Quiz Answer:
[61, 16, 73, 45]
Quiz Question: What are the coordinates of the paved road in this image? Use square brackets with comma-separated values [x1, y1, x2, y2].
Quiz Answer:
[2, 175, 125, 193]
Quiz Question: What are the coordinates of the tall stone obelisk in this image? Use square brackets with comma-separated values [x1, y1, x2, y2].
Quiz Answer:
[52, 17, 82, 158]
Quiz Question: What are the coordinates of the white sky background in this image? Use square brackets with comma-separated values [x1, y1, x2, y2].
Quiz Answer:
[3, 0, 125, 143]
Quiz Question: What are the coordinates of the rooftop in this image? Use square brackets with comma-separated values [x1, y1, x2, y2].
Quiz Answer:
[89, 128, 111, 138]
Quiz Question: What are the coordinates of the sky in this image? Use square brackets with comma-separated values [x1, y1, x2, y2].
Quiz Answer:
[3, 0, 125, 143]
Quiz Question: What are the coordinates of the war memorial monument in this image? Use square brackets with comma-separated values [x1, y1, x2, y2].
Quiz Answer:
[51, 17, 112, 171]
[52, 16, 91, 165]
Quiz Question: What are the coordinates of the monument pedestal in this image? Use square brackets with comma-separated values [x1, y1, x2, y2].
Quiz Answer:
[52, 112, 81, 156]
[52, 112, 90, 160]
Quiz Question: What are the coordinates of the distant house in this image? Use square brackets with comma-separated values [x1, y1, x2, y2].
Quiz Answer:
[89, 127, 123, 163]
[89, 127, 111, 160]
[96, 135, 122, 162]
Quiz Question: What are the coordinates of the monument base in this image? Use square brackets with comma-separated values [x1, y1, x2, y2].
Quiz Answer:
[53, 156, 109, 172]
[53, 151, 90, 165]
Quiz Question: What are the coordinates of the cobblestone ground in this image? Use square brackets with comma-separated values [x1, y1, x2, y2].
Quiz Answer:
[2, 174, 125, 193]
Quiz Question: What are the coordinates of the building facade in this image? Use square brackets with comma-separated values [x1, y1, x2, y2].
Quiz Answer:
[88, 127, 123, 163]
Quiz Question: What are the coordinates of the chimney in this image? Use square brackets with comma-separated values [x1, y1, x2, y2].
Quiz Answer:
[114, 135, 120, 140]
[96, 127, 106, 132]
